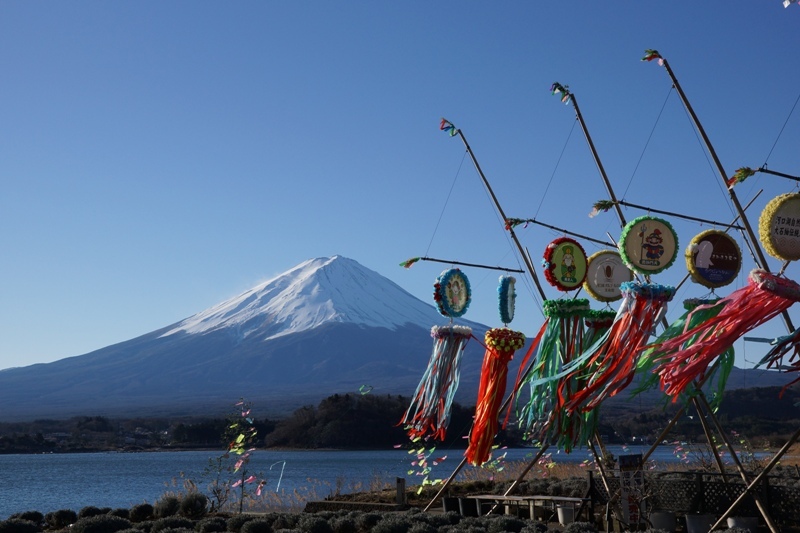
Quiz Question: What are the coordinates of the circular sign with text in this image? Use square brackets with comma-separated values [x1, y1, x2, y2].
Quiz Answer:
[543, 237, 588, 292]
[583, 250, 634, 302]
[759, 193, 800, 261]
[620, 215, 679, 275]
[685, 230, 742, 289]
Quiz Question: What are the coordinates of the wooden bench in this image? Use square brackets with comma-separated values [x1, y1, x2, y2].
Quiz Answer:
[469, 494, 592, 522]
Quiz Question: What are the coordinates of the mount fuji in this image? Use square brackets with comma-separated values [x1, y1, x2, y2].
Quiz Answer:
[0, 256, 499, 421]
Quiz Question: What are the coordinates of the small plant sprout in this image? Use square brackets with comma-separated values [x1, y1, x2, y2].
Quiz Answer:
[226, 399, 267, 512]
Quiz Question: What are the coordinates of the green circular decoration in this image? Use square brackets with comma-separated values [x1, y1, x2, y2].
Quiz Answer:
[685, 230, 742, 289]
[498, 275, 516, 325]
[433, 268, 472, 318]
[619, 215, 679, 275]
[542, 237, 588, 292]
[759, 193, 800, 261]
[583, 250, 633, 302]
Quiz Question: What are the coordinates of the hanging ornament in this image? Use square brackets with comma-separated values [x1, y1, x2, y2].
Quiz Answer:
[498, 275, 516, 325]
[583, 250, 633, 302]
[466, 327, 525, 466]
[559, 281, 676, 415]
[583, 309, 617, 350]
[515, 299, 589, 453]
[433, 269, 471, 318]
[651, 270, 800, 400]
[400, 325, 473, 441]
[685, 230, 742, 289]
[759, 192, 800, 261]
[632, 298, 733, 409]
[619, 216, 679, 275]
[542, 237, 588, 292]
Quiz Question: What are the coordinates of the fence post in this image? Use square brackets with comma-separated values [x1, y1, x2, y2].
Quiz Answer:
[396, 477, 406, 506]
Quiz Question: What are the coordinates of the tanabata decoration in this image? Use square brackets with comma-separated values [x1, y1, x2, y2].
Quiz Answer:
[583, 309, 617, 350]
[559, 281, 676, 415]
[498, 275, 517, 325]
[632, 298, 733, 409]
[727, 167, 757, 189]
[756, 327, 800, 396]
[759, 193, 800, 261]
[434, 269, 472, 318]
[619, 216, 679, 276]
[399, 269, 474, 441]
[515, 299, 590, 452]
[466, 327, 525, 466]
[651, 270, 800, 400]
[542, 237, 588, 292]
[583, 250, 633, 302]
[685, 230, 742, 289]
[401, 325, 473, 441]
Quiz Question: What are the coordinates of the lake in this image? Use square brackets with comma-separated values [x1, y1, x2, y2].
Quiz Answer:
[0, 445, 735, 519]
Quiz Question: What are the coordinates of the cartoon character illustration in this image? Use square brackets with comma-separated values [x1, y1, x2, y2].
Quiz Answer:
[561, 245, 576, 282]
[642, 228, 664, 262]
[693, 240, 714, 268]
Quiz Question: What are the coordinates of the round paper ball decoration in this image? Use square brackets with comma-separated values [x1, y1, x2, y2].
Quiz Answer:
[583, 250, 634, 302]
[542, 237, 588, 292]
[433, 268, 472, 318]
[759, 193, 800, 261]
[619, 215, 679, 275]
[685, 230, 742, 289]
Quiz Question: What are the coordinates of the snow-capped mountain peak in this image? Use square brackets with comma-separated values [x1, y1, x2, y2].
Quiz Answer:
[160, 256, 442, 341]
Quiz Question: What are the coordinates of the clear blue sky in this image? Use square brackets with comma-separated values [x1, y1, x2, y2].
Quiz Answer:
[1, 2, 798, 372]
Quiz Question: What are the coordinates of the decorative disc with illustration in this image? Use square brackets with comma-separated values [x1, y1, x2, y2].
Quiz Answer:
[583, 250, 634, 302]
[542, 237, 588, 292]
[685, 230, 742, 289]
[619, 215, 679, 275]
[759, 193, 800, 261]
[433, 268, 472, 318]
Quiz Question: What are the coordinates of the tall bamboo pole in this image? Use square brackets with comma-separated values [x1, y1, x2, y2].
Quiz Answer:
[648, 52, 794, 332]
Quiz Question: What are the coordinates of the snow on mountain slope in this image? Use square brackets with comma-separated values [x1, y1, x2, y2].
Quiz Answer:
[161, 256, 445, 341]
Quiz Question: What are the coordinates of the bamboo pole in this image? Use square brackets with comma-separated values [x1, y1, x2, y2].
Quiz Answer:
[690, 397, 729, 483]
[651, 53, 795, 332]
[695, 392, 780, 533]
[710, 425, 800, 531]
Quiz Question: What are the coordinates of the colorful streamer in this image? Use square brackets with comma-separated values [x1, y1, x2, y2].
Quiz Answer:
[652, 270, 800, 400]
[466, 327, 525, 466]
[632, 298, 733, 409]
[550, 82, 572, 104]
[440, 118, 457, 137]
[561, 281, 676, 414]
[515, 299, 589, 452]
[401, 325, 473, 441]
[727, 167, 757, 189]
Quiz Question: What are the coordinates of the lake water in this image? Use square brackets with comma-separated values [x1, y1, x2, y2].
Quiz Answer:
[0, 445, 739, 519]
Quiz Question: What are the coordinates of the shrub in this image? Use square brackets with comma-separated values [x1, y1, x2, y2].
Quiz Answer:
[71, 515, 132, 533]
[156, 529, 195, 533]
[150, 518, 194, 533]
[370, 516, 411, 533]
[179, 493, 208, 520]
[154, 497, 181, 519]
[133, 521, 154, 533]
[237, 520, 272, 533]
[329, 517, 356, 533]
[78, 507, 106, 519]
[110, 510, 130, 520]
[269, 515, 298, 531]
[45, 510, 78, 529]
[297, 516, 333, 533]
[354, 513, 381, 533]
[0, 519, 41, 533]
[195, 517, 226, 533]
[407, 523, 436, 533]
[225, 516, 255, 533]
[520, 523, 547, 533]
[9, 512, 43, 526]
[564, 522, 598, 533]
[486, 516, 526, 533]
[129, 504, 154, 523]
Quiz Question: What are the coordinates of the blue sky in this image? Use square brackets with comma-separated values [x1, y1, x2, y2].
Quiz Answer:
[1, 2, 798, 372]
